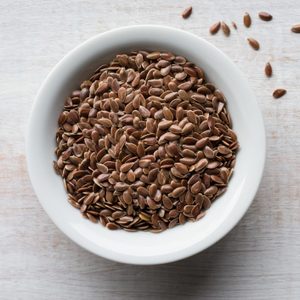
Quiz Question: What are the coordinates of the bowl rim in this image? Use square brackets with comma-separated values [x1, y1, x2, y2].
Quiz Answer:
[26, 25, 266, 265]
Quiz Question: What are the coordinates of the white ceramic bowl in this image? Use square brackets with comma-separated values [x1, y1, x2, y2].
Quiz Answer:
[26, 25, 265, 265]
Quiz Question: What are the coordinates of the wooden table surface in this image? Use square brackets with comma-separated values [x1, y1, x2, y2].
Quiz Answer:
[1, 0, 300, 299]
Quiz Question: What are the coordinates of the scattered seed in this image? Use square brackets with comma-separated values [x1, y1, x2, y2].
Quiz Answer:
[181, 6, 192, 19]
[273, 89, 287, 99]
[243, 12, 251, 28]
[258, 12, 273, 21]
[265, 62, 272, 77]
[210, 22, 221, 35]
[232, 21, 237, 30]
[221, 21, 230, 36]
[291, 24, 300, 33]
[247, 37, 260, 50]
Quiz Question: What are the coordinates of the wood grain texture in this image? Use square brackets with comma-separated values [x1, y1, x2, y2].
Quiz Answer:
[0, 0, 300, 299]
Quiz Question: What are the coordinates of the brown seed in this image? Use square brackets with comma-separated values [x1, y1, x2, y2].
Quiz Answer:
[162, 106, 173, 120]
[139, 159, 152, 168]
[96, 82, 109, 95]
[209, 22, 221, 35]
[181, 6, 192, 19]
[221, 21, 230, 36]
[139, 106, 151, 118]
[158, 120, 173, 130]
[106, 222, 120, 230]
[83, 193, 94, 205]
[168, 218, 178, 229]
[174, 163, 189, 175]
[137, 186, 149, 197]
[97, 163, 108, 173]
[180, 157, 197, 166]
[211, 175, 224, 184]
[125, 142, 137, 154]
[146, 198, 157, 210]
[186, 110, 197, 124]
[147, 52, 161, 60]
[119, 216, 134, 223]
[148, 79, 163, 87]
[127, 170, 136, 182]
[193, 158, 208, 172]
[207, 161, 219, 169]
[123, 190, 133, 205]
[258, 12, 273, 21]
[273, 89, 287, 99]
[171, 167, 185, 178]
[182, 149, 196, 158]
[98, 118, 112, 127]
[203, 146, 214, 159]
[169, 125, 183, 134]
[182, 123, 194, 135]
[232, 21, 237, 30]
[137, 143, 145, 157]
[115, 182, 129, 191]
[218, 145, 232, 155]
[149, 184, 157, 198]
[243, 12, 251, 28]
[120, 162, 135, 173]
[159, 132, 179, 143]
[178, 81, 193, 91]
[291, 24, 300, 33]
[175, 72, 187, 81]
[179, 213, 186, 224]
[177, 89, 189, 101]
[191, 181, 202, 194]
[96, 173, 110, 183]
[160, 65, 171, 76]
[162, 196, 173, 210]
[135, 53, 144, 68]
[148, 168, 159, 182]
[204, 186, 218, 197]
[171, 187, 187, 198]
[202, 195, 211, 209]
[139, 212, 151, 222]
[265, 62, 272, 77]
[161, 184, 173, 194]
[247, 38, 260, 50]
[191, 94, 206, 103]
[183, 205, 193, 215]
[196, 137, 209, 149]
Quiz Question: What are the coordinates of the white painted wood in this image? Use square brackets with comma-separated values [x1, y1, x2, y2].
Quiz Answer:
[0, 0, 300, 299]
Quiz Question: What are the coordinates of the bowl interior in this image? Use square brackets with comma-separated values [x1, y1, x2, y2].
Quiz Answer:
[27, 26, 265, 264]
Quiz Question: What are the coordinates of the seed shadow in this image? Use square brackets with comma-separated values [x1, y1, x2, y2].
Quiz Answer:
[67, 171, 269, 299]
[95, 224, 244, 300]
[102, 186, 267, 299]
[82, 205, 258, 299]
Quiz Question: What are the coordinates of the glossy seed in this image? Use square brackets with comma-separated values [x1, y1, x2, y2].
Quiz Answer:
[265, 62, 272, 77]
[243, 12, 251, 28]
[181, 6, 192, 19]
[291, 24, 300, 33]
[210, 21, 221, 34]
[247, 37, 260, 50]
[171, 187, 187, 198]
[221, 21, 230, 36]
[258, 11, 273, 21]
[273, 89, 287, 99]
